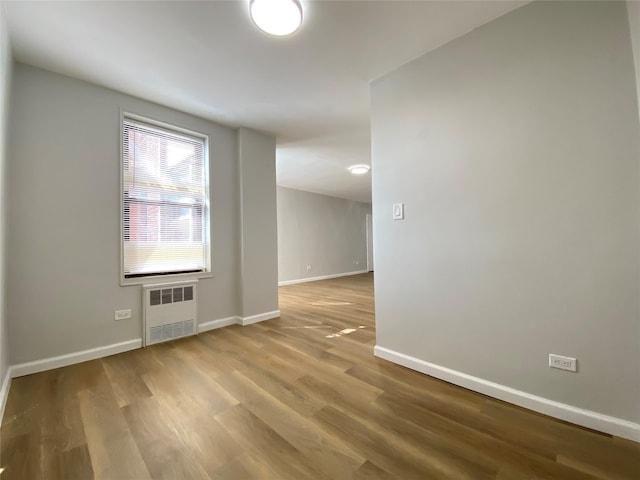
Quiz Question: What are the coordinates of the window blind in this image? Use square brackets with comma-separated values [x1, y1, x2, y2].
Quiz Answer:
[122, 117, 208, 278]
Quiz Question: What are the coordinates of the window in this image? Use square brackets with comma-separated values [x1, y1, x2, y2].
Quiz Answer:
[122, 115, 209, 280]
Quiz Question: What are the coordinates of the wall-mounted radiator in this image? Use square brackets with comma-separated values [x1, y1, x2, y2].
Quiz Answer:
[142, 281, 197, 346]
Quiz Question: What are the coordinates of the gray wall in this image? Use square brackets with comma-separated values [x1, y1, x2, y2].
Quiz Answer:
[371, 1, 640, 423]
[238, 128, 279, 317]
[7, 64, 274, 364]
[277, 187, 371, 283]
[0, 3, 11, 383]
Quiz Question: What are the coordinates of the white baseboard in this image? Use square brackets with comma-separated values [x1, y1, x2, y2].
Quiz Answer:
[374, 345, 640, 442]
[11, 339, 142, 378]
[0, 367, 11, 422]
[199, 312, 279, 330]
[278, 270, 368, 286]
[241, 310, 280, 326]
[198, 316, 241, 333]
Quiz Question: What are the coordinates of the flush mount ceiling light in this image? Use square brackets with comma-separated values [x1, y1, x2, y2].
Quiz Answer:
[249, 0, 303, 36]
[348, 164, 370, 175]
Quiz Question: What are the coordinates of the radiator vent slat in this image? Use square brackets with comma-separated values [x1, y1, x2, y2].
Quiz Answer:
[161, 323, 173, 340]
[184, 319, 195, 336]
[143, 282, 197, 346]
[172, 321, 183, 338]
[150, 326, 162, 343]
[150, 290, 161, 306]
[162, 289, 173, 305]
[173, 287, 183, 303]
[184, 286, 193, 301]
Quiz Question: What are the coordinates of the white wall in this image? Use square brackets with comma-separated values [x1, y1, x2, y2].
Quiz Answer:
[0, 3, 12, 387]
[277, 187, 371, 283]
[238, 128, 279, 318]
[8, 64, 277, 365]
[371, 0, 640, 426]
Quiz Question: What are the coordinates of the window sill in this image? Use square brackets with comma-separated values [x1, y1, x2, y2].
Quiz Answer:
[120, 270, 214, 287]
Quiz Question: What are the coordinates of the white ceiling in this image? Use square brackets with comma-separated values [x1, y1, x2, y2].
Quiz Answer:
[5, 0, 527, 203]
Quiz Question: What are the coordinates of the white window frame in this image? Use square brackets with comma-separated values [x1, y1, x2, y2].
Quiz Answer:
[120, 111, 212, 285]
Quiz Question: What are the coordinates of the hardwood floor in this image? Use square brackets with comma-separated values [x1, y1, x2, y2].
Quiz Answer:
[1, 273, 638, 479]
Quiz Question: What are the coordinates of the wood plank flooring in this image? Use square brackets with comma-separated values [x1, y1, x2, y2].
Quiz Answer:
[1, 273, 638, 479]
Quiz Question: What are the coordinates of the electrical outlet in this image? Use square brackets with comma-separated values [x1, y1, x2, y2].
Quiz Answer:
[549, 354, 577, 372]
[355, 260, 360, 265]
[306, 265, 312, 271]
[115, 309, 132, 321]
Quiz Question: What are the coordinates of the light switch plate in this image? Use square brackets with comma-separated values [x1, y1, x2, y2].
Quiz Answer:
[393, 203, 404, 220]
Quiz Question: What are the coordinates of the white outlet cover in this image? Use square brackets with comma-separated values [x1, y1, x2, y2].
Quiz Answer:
[549, 354, 577, 372]
[115, 309, 132, 321]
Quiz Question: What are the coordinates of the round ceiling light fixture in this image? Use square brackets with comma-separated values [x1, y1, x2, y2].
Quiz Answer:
[348, 164, 371, 175]
[249, 0, 303, 36]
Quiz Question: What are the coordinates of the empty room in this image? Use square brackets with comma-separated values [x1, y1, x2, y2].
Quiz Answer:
[0, 0, 639, 478]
